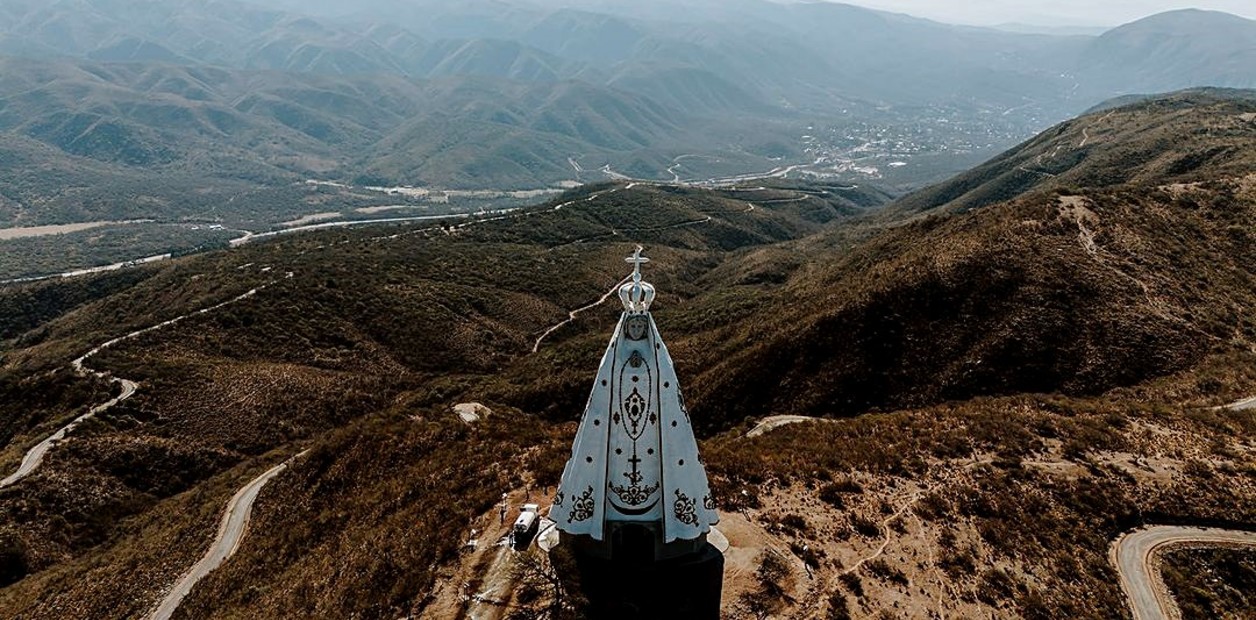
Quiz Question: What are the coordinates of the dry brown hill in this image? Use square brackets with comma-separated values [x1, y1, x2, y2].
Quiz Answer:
[679, 90, 1256, 428]
[0, 91, 1252, 619]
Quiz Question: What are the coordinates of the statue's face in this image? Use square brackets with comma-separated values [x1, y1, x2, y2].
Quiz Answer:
[624, 315, 649, 341]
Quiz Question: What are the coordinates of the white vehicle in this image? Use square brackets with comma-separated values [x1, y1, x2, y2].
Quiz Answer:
[512, 504, 540, 549]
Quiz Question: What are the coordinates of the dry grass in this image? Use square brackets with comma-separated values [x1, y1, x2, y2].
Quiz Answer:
[0, 93, 1253, 618]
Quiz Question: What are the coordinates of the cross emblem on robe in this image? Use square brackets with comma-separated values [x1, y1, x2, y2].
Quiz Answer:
[625, 448, 644, 485]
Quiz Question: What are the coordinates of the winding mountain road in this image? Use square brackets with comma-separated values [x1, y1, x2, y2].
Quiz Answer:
[4, 187, 638, 483]
[0, 278, 288, 488]
[532, 275, 633, 353]
[229, 212, 518, 248]
[1112, 526, 1256, 620]
[1, 252, 175, 286]
[697, 164, 805, 188]
[1, 181, 713, 286]
[1, 207, 529, 285]
[0, 379, 137, 488]
[751, 403, 1256, 619]
[1108, 394, 1255, 619]
[148, 452, 305, 620]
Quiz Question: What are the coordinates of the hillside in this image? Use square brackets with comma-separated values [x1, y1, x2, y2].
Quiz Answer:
[0, 180, 880, 614]
[677, 89, 1256, 426]
[0, 93, 1252, 619]
[0, 56, 764, 226]
[889, 89, 1256, 215]
[0, 0, 427, 75]
[1080, 10, 1256, 96]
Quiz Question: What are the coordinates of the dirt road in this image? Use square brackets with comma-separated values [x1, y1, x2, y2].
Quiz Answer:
[0, 277, 287, 488]
[532, 275, 632, 353]
[745, 415, 831, 438]
[1225, 396, 1256, 411]
[0, 379, 137, 488]
[148, 453, 304, 620]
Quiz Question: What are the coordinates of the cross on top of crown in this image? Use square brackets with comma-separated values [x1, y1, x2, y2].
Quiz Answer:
[626, 246, 650, 283]
[619, 246, 656, 313]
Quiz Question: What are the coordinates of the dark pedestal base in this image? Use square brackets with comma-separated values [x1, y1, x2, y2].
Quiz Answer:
[570, 542, 724, 620]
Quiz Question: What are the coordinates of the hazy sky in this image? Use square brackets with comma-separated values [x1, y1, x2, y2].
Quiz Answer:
[829, 0, 1256, 26]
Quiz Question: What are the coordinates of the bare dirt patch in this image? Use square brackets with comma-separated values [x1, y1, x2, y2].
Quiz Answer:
[1058, 195, 1100, 255]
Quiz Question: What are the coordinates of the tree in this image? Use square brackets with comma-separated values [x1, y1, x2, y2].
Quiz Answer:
[508, 547, 585, 620]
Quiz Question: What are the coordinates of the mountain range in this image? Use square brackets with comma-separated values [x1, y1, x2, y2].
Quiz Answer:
[0, 0, 1254, 231]
[5, 0, 1255, 108]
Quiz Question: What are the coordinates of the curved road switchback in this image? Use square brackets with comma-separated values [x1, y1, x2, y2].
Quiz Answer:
[148, 452, 306, 620]
[1112, 526, 1256, 620]
[5, 186, 631, 485]
[0, 379, 137, 488]
[0, 278, 289, 488]
[532, 275, 632, 353]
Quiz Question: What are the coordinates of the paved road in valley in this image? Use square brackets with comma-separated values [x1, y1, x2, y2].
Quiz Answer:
[1, 208, 526, 285]
[1112, 526, 1256, 620]
[148, 453, 305, 620]
[0, 178, 780, 287]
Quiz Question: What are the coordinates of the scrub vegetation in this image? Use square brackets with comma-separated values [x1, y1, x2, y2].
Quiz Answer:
[0, 91, 1253, 618]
